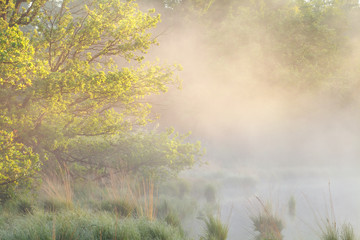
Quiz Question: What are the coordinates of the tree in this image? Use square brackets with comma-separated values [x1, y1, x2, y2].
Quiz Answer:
[0, 0, 203, 200]
[0, 22, 35, 89]
[0, 0, 47, 26]
[201, 0, 350, 88]
[0, 127, 40, 201]
[0, 6, 43, 199]
[156, 0, 354, 90]
[62, 128, 202, 179]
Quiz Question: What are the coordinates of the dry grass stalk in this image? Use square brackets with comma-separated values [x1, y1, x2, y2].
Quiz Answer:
[106, 171, 157, 220]
[52, 216, 56, 240]
[42, 163, 73, 207]
[138, 178, 156, 221]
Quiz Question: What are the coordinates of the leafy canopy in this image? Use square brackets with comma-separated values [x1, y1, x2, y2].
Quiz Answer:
[0, 0, 203, 200]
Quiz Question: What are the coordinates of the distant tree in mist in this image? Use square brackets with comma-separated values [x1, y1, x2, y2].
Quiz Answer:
[204, 184, 216, 203]
[205, 0, 351, 87]
[288, 196, 296, 219]
[143, 0, 360, 91]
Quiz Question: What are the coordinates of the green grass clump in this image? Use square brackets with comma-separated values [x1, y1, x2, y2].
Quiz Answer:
[0, 209, 186, 240]
[341, 224, 356, 240]
[321, 223, 357, 240]
[16, 198, 34, 215]
[165, 210, 182, 228]
[200, 215, 228, 240]
[43, 198, 68, 212]
[99, 199, 137, 217]
[252, 213, 283, 240]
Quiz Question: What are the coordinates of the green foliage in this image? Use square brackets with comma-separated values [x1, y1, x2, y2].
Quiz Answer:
[16, 198, 34, 214]
[43, 198, 67, 212]
[0, 129, 40, 202]
[139, 0, 214, 16]
[194, 0, 354, 89]
[63, 128, 203, 178]
[0, 210, 186, 240]
[165, 210, 181, 227]
[158, 178, 191, 198]
[0, 22, 35, 89]
[0, 0, 203, 199]
[99, 199, 137, 217]
[0, 0, 47, 26]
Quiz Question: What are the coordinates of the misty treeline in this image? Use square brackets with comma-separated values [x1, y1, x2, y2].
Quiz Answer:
[153, 0, 360, 92]
[0, 0, 360, 221]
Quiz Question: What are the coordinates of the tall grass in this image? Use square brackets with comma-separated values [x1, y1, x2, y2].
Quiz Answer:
[200, 214, 229, 240]
[320, 222, 357, 240]
[0, 210, 186, 240]
[316, 184, 358, 240]
[42, 164, 73, 208]
[105, 172, 157, 220]
[137, 178, 156, 220]
[250, 197, 284, 240]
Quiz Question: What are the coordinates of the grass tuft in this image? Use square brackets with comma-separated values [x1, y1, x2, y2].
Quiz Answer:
[99, 199, 137, 217]
[0, 210, 185, 240]
[200, 214, 229, 240]
[17, 198, 34, 215]
[250, 197, 283, 240]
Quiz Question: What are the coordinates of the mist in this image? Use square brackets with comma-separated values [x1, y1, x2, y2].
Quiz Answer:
[2, 0, 360, 239]
[143, 1, 360, 239]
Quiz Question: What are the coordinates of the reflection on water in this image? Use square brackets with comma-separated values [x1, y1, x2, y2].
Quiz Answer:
[215, 168, 360, 240]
